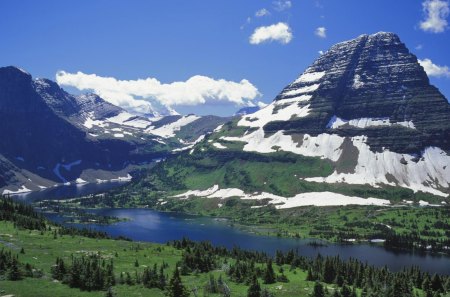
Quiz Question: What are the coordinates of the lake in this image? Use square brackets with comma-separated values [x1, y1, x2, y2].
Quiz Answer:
[11, 183, 450, 275]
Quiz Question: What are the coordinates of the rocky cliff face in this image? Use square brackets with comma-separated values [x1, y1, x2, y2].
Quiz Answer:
[215, 32, 450, 197]
[267, 32, 450, 153]
[0, 67, 139, 189]
[0, 67, 228, 192]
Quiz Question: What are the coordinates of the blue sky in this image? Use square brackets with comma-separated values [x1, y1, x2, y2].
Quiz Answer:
[0, 0, 449, 116]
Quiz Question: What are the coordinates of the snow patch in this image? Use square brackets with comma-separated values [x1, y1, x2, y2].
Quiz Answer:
[305, 137, 450, 197]
[352, 74, 364, 89]
[172, 185, 390, 209]
[223, 130, 344, 161]
[276, 95, 312, 104]
[283, 84, 320, 97]
[107, 112, 151, 129]
[213, 142, 227, 149]
[213, 124, 224, 133]
[327, 116, 416, 130]
[238, 101, 311, 128]
[147, 115, 200, 138]
[293, 71, 326, 84]
[2, 185, 32, 195]
[76, 178, 87, 184]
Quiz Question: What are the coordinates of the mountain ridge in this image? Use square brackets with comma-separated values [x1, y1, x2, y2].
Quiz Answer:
[122, 32, 450, 209]
[0, 66, 229, 193]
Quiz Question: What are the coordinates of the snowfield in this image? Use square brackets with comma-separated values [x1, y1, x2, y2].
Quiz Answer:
[293, 71, 326, 84]
[222, 129, 344, 161]
[172, 185, 390, 209]
[2, 185, 32, 195]
[304, 137, 450, 197]
[222, 127, 450, 196]
[327, 116, 416, 129]
[146, 115, 200, 138]
[238, 100, 311, 128]
[212, 142, 227, 149]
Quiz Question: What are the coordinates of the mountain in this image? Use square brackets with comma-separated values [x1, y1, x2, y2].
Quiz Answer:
[0, 66, 229, 193]
[124, 32, 449, 210]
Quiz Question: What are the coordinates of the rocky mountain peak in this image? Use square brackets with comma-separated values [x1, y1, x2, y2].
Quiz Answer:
[267, 32, 449, 153]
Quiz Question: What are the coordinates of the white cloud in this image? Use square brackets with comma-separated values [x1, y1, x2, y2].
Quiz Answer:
[318, 50, 324, 55]
[415, 44, 424, 50]
[255, 8, 270, 17]
[56, 71, 261, 114]
[420, 0, 449, 33]
[419, 58, 450, 77]
[273, 0, 292, 11]
[315, 27, 327, 38]
[249, 22, 293, 45]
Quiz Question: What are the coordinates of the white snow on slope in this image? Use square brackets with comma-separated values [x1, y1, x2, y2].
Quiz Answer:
[171, 135, 206, 152]
[283, 84, 320, 97]
[276, 95, 312, 104]
[172, 185, 390, 209]
[222, 125, 450, 196]
[173, 184, 220, 198]
[83, 116, 107, 129]
[147, 115, 200, 138]
[238, 101, 310, 128]
[213, 142, 227, 149]
[76, 178, 87, 184]
[293, 71, 326, 84]
[352, 74, 364, 89]
[213, 124, 224, 132]
[305, 136, 450, 197]
[107, 112, 151, 129]
[2, 185, 32, 195]
[223, 130, 344, 161]
[327, 116, 416, 129]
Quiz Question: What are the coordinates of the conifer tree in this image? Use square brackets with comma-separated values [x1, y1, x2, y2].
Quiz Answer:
[312, 281, 326, 297]
[166, 268, 190, 297]
[247, 274, 261, 297]
[7, 257, 22, 281]
[263, 259, 276, 284]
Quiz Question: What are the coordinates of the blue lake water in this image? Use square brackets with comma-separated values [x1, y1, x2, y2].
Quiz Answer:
[11, 182, 450, 275]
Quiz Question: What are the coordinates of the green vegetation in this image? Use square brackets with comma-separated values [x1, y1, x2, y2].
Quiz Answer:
[2, 197, 450, 296]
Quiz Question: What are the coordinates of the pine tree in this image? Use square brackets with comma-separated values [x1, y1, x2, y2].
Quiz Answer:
[247, 274, 261, 297]
[263, 259, 276, 284]
[7, 257, 22, 281]
[166, 268, 190, 297]
[312, 281, 326, 297]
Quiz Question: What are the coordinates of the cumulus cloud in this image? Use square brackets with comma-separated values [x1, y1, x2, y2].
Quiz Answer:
[249, 22, 293, 45]
[255, 8, 270, 17]
[419, 58, 450, 77]
[56, 71, 261, 114]
[420, 0, 449, 33]
[273, 0, 292, 11]
[315, 27, 327, 38]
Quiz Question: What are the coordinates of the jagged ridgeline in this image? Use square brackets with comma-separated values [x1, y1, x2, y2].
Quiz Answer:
[0, 67, 229, 192]
[128, 32, 450, 207]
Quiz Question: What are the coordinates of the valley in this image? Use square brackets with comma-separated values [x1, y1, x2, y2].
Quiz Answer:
[1, 29, 450, 297]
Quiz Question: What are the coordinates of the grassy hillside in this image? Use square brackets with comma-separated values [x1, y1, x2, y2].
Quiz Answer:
[1, 197, 450, 297]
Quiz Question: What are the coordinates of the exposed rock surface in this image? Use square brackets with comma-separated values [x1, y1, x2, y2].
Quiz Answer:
[0, 66, 228, 191]
[266, 32, 450, 153]
[221, 32, 450, 196]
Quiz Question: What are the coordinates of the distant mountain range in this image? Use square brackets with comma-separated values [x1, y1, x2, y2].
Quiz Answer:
[2, 32, 450, 204]
[125, 32, 450, 209]
[0, 66, 229, 193]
